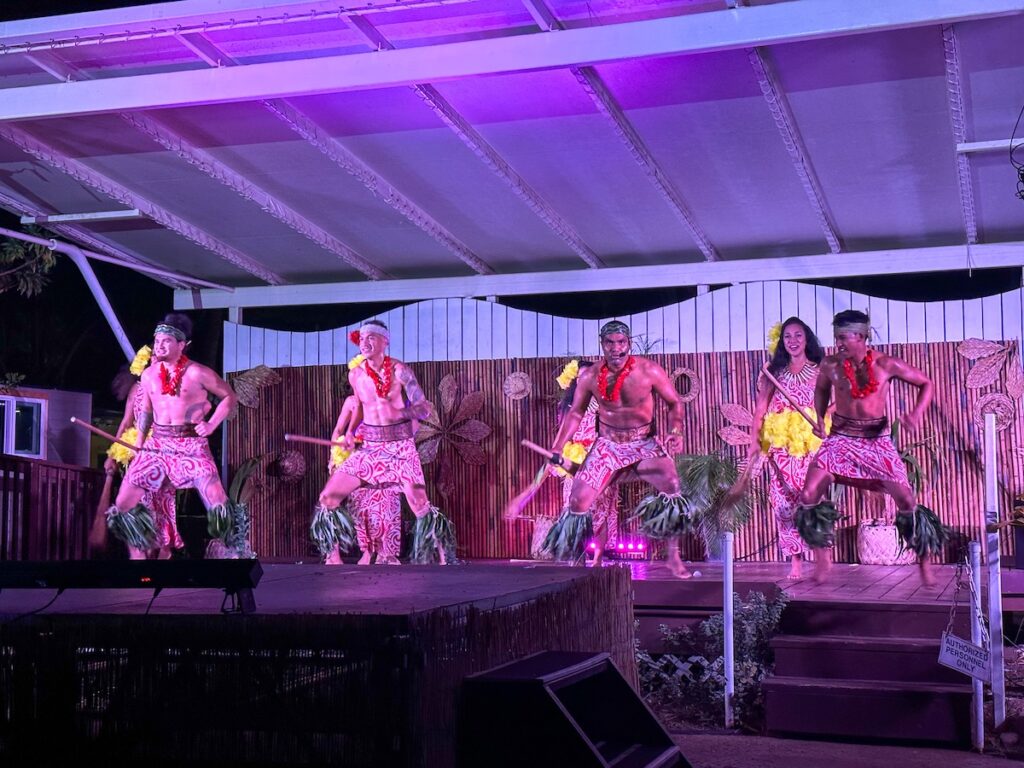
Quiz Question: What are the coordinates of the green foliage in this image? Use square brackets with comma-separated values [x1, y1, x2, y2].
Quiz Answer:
[636, 590, 790, 732]
[675, 454, 758, 550]
[895, 504, 949, 558]
[889, 420, 939, 495]
[796, 500, 842, 549]
[0, 232, 57, 297]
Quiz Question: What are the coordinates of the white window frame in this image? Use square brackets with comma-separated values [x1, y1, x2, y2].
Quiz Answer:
[1, 395, 47, 460]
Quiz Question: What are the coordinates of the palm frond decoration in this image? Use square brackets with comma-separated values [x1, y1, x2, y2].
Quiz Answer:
[675, 454, 758, 549]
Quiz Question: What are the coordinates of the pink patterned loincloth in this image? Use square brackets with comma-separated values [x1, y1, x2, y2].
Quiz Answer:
[339, 421, 425, 493]
[125, 432, 219, 492]
[812, 431, 909, 488]
[349, 487, 401, 557]
[144, 487, 184, 550]
[575, 434, 663, 491]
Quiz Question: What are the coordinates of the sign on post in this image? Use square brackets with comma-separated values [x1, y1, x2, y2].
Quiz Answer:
[938, 632, 990, 682]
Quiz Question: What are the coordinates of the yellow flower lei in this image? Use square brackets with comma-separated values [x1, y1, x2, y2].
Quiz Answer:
[766, 323, 782, 356]
[348, 354, 365, 371]
[556, 359, 580, 390]
[329, 444, 353, 471]
[107, 426, 141, 467]
[129, 345, 152, 376]
[760, 409, 830, 458]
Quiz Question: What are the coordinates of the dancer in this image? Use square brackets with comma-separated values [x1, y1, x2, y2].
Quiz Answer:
[749, 317, 825, 579]
[551, 360, 619, 565]
[105, 314, 246, 559]
[542, 321, 690, 577]
[319, 392, 402, 565]
[91, 348, 189, 557]
[315, 320, 455, 564]
[796, 310, 942, 585]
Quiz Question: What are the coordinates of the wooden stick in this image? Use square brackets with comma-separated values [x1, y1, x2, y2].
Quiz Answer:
[760, 364, 818, 429]
[70, 417, 151, 453]
[284, 433, 350, 449]
[503, 465, 549, 521]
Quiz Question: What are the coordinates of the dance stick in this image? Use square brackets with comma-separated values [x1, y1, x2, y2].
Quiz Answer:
[760, 364, 818, 429]
[521, 439, 581, 470]
[284, 433, 350, 449]
[503, 465, 548, 521]
[70, 417, 152, 453]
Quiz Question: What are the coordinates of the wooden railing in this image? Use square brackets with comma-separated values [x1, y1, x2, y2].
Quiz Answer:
[0, 455, 104, 560]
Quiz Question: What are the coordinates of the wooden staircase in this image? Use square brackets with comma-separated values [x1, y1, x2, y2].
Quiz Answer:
[763, 598, 974, 745]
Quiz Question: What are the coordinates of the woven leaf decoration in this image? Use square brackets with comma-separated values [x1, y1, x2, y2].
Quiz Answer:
[1007, 347, 1024, 401]
[718, 425, 753, 446]
[439, 374, 458, 416]
[965, 349, 1008, 389]
[232, 365, 282, 408]
[720, 403, 754, 426]
[957, 338, 1004, 360]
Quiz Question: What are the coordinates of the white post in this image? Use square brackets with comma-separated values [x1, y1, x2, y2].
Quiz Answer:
[984, 412, 1006, 727]
[66, 247, 135, 361]
[970, 541, 984, 751]
[723, 531, 735, 728]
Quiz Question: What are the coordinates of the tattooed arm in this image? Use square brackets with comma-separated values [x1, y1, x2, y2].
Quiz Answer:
[395, 362, 432, 421]
[136, 386, 154, 448]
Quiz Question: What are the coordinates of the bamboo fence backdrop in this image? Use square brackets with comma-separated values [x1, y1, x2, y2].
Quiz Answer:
[229, 341, 1023, 564]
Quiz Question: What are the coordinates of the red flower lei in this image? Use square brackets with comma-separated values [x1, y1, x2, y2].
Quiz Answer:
[159, 355, 189, 396]
[842, 350, 878, 399]
[597, 356, 636, 403]
[364, 356, 393, 398]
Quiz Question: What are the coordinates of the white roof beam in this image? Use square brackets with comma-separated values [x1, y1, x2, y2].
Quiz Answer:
[175, 241, 1024, 310]
[522, 0, 719, 262]
[0, 124, 285, 285]
[942, 24, 979, 245]
[19, 209, 141, 224]
[29, 49, 385, 279]
[0, 0, 476, 53]
[747, 46, 844, 253]
[5, 0, 1021, 122]
[176, 32, 495, 276]
[347, 15, 604, 269]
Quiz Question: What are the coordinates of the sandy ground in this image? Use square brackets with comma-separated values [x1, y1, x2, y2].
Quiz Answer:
[673, 733, 1010, 767]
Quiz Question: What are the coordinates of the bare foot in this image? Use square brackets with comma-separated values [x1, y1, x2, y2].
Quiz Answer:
[919, 559, 936, 587]
[813, 551, 832, 584]
[325, 548, 343, 565]
[128, 547, 148, 560]
[437, 544, 447, 566]
[668, 560, 693, 579]
[787, 568, 802, 580]
[357, 551, 373, 565]
[592, 553, 604, 568]
[378, 555, 401, 566]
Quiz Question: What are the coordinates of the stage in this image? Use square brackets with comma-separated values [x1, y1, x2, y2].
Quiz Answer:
[0, 563, 635, 768]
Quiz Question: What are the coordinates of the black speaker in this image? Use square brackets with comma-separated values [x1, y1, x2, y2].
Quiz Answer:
[460, 651, 690, 768]
[0, 560, 263, 613]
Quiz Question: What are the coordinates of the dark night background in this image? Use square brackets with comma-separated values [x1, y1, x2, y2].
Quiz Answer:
[1, 1, 1020, 412]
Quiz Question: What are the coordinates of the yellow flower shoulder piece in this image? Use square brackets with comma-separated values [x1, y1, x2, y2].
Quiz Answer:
[760, 408, 829, 458]
[107, 426, 140, 467]
[347, 354, 366, 371]
[556, 359, 580, 390]
[129, 345, 152, 376]
[766, 323, 782, 356]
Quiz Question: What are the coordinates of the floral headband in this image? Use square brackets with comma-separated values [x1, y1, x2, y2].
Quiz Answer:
[348, 323, 390, 344]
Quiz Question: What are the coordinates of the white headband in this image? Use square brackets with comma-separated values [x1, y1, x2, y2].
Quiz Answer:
[359, 324, 389, 341]
[834, 321, 870, 337]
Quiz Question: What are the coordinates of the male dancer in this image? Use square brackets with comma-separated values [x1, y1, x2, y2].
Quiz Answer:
[543, 320, 691, 577]
[106, 314, 244, 558]
[315, 320, 455, 564]
[796, 309, 942, 584]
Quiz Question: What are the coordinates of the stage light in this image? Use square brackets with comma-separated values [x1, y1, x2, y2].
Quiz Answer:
[617, 543, 625, 550]
[638, 543, 645, 551]
[627, 543, 634, 550]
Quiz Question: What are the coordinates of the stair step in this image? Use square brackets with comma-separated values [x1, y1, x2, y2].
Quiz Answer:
[771, 634, 965, 684]
[780, 600, 970, 638]
[763, 675, 972, 745]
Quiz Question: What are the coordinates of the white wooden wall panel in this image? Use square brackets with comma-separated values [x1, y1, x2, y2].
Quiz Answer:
[223, 284, 1024, 372]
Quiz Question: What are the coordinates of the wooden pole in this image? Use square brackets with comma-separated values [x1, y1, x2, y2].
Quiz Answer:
[284, 433, 350, 449]
[70, 417, 148, 453]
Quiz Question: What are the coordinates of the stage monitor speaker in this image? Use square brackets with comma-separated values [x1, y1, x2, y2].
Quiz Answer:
[0, 560, 263, 613]
[460, 651, 691, 768]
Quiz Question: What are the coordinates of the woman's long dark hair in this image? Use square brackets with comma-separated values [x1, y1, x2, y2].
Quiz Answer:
[557, 360, 595, 421]
[768, 316, 824, 377]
